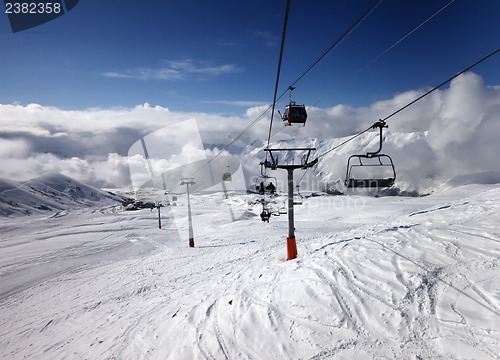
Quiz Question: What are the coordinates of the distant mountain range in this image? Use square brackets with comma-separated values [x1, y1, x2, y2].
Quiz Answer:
[3, 128, 500, 217]
[0, 173, 125, 217]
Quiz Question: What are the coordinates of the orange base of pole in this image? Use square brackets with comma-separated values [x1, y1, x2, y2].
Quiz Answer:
[287, 237, 297, 260]
[189, 238, 195, 247]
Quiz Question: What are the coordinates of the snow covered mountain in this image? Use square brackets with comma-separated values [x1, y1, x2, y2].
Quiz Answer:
[239, 128, 500, 197]
[0, 173, 125, 217]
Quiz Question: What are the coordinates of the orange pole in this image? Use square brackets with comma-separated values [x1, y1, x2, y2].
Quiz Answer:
[287, 237, 297, 260]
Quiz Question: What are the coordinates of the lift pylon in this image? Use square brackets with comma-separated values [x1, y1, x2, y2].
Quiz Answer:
[263, 148, 317, 260]
[180, 177, 195, 247]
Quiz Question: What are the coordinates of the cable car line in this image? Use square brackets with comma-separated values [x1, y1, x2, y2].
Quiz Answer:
[190, 0, 383, 180]
[267, 0, 385, 142]
[317, 47, 500, 160]
[266, 0, 291, 150]
[380, 47, 500, 123]
[262, 0, 384, 192]
[312, 0, 456, 107]
[187, 0, 472, 192]
[289, 0, 384, 92]
[267, 0, 383, 132]
[258, 0, 292, 223]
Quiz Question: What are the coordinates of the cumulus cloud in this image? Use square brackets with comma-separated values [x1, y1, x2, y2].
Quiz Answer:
[201, 100, 269, 107]
[0, 72, 499, 192]
[0, 139, 30, 158]
[312, 72, 500, 192]
[102, 59, 242, 81]
[0, 102, 262, 187]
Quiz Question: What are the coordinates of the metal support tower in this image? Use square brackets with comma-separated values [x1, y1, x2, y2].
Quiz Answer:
[180, 178, 196, 247]
[156, 203, 161, 229]
[263, 148, 317, 260]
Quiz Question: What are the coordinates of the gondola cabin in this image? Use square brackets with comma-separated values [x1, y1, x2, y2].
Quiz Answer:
[222, 171, 231, 182]
[222, 166, 231, 182]
[282, 102, 307, 126]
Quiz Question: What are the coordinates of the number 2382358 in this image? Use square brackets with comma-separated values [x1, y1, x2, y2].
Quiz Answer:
[5, 2, 62, 14]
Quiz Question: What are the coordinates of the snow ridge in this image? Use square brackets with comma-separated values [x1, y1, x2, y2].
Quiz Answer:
[0, 173, 124, 217]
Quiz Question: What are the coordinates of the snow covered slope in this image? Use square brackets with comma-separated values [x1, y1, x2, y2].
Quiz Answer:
[0, 173, 125, 217]
[0, 183, 498, 359]
[239, 129, 500, 196]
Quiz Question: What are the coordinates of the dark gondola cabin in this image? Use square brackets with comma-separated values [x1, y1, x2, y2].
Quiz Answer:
[282, 102, 307, 126]
[222, 166, 231, 182]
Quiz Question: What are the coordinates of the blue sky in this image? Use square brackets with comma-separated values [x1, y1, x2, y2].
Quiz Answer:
[1, 1, 500, 188]
[1, 0, 499, 113]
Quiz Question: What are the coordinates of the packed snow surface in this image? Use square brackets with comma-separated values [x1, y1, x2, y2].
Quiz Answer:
[0, 184, 499, 359]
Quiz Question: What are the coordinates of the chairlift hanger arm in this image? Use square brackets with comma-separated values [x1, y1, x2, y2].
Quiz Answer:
[367, 120, 388, 157]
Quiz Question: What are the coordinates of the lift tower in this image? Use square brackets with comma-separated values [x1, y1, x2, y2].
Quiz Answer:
[180, 178, 196, 247]
[263, 148, 317, 260]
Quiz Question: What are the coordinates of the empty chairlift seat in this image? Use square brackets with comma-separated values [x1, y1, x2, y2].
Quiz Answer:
[344, 120, 397, 189]
[345, 154, 396, 188]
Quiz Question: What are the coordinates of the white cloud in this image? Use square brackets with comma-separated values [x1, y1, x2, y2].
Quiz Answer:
[1, 72, 499, 192]
[0, 139, 30, 158]
[102, 59, 242, 81]
[0, 102, 261, 187]
[252, 30, 279, 48]
[201, 100, 269, 107]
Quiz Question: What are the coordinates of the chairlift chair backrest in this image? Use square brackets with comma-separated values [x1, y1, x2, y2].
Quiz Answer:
[345, 154, 396, 189]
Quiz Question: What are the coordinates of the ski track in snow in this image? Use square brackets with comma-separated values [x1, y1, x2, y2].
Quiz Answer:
[0, 185, 499, 359]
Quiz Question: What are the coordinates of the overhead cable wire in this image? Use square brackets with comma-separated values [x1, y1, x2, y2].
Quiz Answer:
[209, 0, 385, 162]
[313, 0, 456, 107]
[263, 0, 383, 153]
[316, 47, 500, 159]
[190, 105, 273, 177]
[289, 0, 384, 91]
[266, 0, 292, 150]
[381, 47, 500, 123]
[192, 0, 384, 176]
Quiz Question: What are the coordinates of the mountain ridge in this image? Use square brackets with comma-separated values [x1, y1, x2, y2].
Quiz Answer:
[0, 172, 125, 217]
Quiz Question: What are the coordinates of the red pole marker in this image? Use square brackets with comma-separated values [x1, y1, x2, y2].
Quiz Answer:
[287, 237, 297, 260]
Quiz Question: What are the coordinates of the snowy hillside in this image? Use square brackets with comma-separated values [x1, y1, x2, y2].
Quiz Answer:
[0, 180, 499, 359]
[239, 127, 500, 198]
[0, 173, 125, 217]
